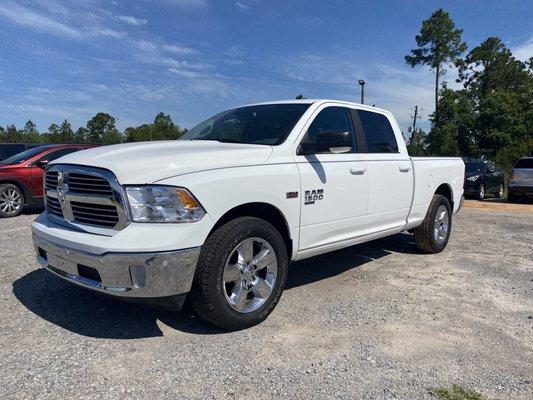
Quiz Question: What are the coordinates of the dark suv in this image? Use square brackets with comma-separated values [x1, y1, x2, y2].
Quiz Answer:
[508, 157, 533, 203]
[464, 159, 504, 200]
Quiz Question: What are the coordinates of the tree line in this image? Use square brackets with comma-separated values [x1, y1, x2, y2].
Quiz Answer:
[0, 112, 186, 145]
[405, 9, 533, 174]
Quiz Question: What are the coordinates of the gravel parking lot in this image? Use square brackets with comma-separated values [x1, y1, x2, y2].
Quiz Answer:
[1, 203, 532, 399]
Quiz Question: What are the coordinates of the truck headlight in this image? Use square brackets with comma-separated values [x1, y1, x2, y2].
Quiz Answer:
[125, 186, 206, 223]
[466, 175, 480, 181]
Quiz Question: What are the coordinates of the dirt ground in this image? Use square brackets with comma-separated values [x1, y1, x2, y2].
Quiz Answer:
[463, 198, 533, 213]
[1, 207, 532, 399]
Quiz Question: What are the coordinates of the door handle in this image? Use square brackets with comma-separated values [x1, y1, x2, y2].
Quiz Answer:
[350, 166, 366, 175]
[399, 165, 411, 172]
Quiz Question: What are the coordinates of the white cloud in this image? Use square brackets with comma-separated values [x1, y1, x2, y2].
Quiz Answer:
[162, 43, 197, 55]
[164, 0, 207, 9]
[89, 28, 125, 38]
[0, 1, 83, 39]
[511, 37, 533, 62]
[117, 15, 148, 26]
[235, 2, 250, 11]
[133, 39, 159, 53]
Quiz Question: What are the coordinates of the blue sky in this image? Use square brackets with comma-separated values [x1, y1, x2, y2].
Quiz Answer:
[0, 0, 531, 133]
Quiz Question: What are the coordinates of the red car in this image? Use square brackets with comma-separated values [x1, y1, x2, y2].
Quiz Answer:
[0, 144, 97, 217]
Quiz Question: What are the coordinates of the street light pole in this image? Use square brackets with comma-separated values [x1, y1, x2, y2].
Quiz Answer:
[358, 79, 365, 104]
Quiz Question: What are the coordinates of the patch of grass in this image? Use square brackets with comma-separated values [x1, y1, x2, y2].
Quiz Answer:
[431, 385, 489, 400]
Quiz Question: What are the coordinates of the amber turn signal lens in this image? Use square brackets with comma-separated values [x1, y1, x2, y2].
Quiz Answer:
[176, 189, 200, 209]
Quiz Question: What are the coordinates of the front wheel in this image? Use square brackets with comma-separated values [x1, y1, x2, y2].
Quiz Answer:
[0, 184, 24, 218]
[414, 194, 452, 254]
[190, 217, 288, 330]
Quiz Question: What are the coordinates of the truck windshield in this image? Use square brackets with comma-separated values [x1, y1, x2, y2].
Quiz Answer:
[0, 145, 53, 165]
[179, 104, 310, 145]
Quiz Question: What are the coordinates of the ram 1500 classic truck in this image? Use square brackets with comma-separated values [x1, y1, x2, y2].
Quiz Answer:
[32, 100, 465, 330]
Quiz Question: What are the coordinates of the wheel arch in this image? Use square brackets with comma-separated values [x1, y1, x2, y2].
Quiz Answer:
[208, 202, 293, 260]
[435, 183, 454, 209]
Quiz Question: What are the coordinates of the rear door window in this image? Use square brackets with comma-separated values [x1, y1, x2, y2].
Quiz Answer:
[357, 110, 399, 153]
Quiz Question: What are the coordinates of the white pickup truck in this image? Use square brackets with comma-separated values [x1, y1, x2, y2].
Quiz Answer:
[32, 100, 465, 330]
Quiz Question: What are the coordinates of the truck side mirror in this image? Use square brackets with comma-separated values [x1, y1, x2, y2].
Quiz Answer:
[36, 159, 49, 169]
[299, 130, 352, 155]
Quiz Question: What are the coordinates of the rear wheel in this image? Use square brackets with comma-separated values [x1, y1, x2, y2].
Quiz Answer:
[0, 184, 24, 218]
[190, 217, 288, 330]
[496, 183, 504, 199]
[476, 184, 485, 201]
[414, 194, 452, 254]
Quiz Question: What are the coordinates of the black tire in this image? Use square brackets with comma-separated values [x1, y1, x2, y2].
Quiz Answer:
[190, 217, 288, 330]
[476, 183, 485, 201]
[0, 184, 25, 218]
[414, 194, 452, 254]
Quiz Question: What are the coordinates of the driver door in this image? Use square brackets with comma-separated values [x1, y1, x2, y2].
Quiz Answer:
[295, 105, 368, 251]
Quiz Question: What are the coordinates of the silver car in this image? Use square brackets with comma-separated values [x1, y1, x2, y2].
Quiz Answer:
[508, 157, 533, 203]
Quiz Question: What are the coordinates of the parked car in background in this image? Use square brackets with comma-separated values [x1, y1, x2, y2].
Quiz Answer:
[508, 157, 533, 203]
[0, 143, 46, 162]
[463, 159, 504, 200]
[0, 144, 96, 217]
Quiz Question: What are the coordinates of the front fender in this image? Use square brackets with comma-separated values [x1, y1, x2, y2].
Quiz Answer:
[157, 164, 301, 244]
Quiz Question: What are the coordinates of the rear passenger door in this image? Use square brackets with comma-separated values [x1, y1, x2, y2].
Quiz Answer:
[355, 109, 412, 234]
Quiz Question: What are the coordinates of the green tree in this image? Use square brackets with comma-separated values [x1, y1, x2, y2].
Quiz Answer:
[73, 127, 87, 143]
[407, 128, 428, 156]
[430, 87, 476, 156]
[59, 119, 74, 143]
[124, 112, 184, 142]
[86, 113, 122, 144]
[457, 37, 531, 96]
[4, 125, 22, 142]
[0, 126, 5, 143]
[22, 120, 40, 143]
[47, 123, 62, 143]
[405, 9, 467, 116]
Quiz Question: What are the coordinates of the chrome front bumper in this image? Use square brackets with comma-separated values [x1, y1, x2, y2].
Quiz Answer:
[33, 234, 200, 299]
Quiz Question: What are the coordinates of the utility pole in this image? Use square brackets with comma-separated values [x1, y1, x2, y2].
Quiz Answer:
[358, 79, 365, 104]
[409, 106, 422, 154]
[411, 105, 418, 132]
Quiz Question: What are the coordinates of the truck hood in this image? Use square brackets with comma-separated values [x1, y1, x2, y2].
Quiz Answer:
[53, 140, 273, 184]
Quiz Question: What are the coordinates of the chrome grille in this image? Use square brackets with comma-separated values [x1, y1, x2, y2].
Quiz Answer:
[45, 171, 59, 191]
[44, 165, 128, 231]
[45, 195, 63, 217]
[67, 173, 114, 196]
[70, 201, 119, 228]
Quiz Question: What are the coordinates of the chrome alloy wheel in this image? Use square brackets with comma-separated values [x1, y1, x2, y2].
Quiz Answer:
[223, 237, 278, 313]
[0, 187, 22, 216]
[498, 184, 504, 198]
[433, 205, 449, 244]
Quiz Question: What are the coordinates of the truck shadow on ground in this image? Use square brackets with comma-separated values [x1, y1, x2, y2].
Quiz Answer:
[13, 233, 420, 338]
